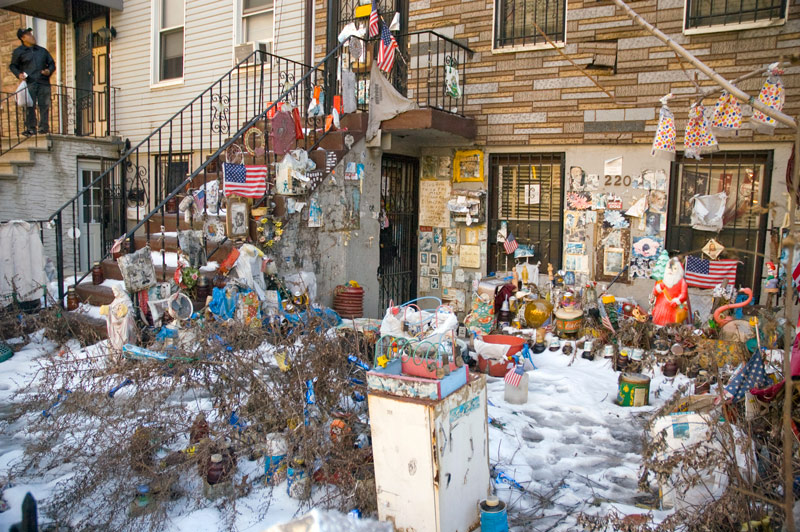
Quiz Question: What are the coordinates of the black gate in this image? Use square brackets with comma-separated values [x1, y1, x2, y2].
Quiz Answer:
[379, 155, 418, 309]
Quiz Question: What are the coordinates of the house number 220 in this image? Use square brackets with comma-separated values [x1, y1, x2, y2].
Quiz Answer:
[604, 175, 632, 187]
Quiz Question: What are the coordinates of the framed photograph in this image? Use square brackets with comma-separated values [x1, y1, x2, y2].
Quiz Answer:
[226, 196, 251, 240]
[430, 276, 440, 290]
[429, 253, 438, 265]
[420, 266, 429, 277]
[452, 150, 484, 183]
[420, 252, 429, 265]
[429, 266, 439, 277]
[604, 248, 625, 276]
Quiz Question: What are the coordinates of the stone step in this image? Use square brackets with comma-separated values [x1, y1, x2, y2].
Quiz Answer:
[74, 283, 115, 306]
[100, 257, 220, 284]
[133, 234, 234, 256]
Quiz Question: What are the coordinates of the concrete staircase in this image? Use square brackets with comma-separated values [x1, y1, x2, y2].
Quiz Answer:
[0, 136, 50, 181]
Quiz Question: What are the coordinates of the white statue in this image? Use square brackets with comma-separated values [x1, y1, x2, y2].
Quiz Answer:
[99, 285, 138, 354]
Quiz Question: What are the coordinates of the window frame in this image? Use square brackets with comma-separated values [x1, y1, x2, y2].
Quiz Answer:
[151, 0, 185, 87]
[665, 150, 773, 300]
[682, 0, 788, 34]
[488, 152, 565, 273]
[491, 0, 568, 53]
[234, 0, 276, 62]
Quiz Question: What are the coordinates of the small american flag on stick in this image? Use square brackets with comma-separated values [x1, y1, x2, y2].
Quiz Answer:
[504, 365, 525, 387]
[503, 232, 518, 255]
[377, 24, 398, 73]
[368, 0, 380, 37]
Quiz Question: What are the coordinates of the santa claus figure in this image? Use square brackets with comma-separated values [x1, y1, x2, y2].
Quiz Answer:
[651, 257, 691, 326]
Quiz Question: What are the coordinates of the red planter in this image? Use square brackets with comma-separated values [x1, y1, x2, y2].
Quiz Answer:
[333, 285, 364, 318]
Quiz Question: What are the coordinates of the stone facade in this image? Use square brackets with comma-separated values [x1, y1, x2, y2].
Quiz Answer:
[315, 0, 800, 146]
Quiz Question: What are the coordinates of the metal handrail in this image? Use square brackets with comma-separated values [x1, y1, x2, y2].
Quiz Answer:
[54, 39, 350, 299]
[47, 50, 316, 222]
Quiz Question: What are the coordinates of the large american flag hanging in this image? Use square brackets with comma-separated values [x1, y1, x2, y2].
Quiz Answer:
[222, 162, 267, 198]
[377, 24, 398, 73]
[684, 256, 738, 289]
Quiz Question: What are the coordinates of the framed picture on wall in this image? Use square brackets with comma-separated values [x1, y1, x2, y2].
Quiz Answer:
[453, 150, 484, 183]
[595, 224, 631, 283]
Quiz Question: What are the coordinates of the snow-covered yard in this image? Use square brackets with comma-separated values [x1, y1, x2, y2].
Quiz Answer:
[0, 331, 686, 530]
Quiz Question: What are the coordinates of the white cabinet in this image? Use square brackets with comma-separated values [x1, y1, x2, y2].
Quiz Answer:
[368, 374, 490, 532]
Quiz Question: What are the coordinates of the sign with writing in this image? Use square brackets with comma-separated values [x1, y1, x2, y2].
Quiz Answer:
[419, 180, 451, 228]
[459, 244, 480, 269]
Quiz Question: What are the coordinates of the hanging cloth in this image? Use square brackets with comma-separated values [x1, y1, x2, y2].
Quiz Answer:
[710, 90, 742, 135]
[651, 101, 676, 160]
[684, 104, 718, 160]
[751, 64, 785, 134]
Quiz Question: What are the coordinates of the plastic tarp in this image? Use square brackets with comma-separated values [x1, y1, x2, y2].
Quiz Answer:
[0, 220, 46, 303]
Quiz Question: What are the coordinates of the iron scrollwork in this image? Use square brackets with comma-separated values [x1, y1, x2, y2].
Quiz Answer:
[211, 93, 230, 134]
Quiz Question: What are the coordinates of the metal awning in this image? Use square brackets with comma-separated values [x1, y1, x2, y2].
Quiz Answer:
[0, 0, 122, 23]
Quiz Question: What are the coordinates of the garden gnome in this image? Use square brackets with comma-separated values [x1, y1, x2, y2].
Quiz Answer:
[99, 285, 138, 352]
[650, 258, 691, 326]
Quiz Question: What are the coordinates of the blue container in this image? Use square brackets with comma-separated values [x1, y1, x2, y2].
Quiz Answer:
[480, 497, 509, 532]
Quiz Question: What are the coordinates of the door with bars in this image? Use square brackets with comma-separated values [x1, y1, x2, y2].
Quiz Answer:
[666, 151, 772, 300]
[379, 155, 418, 309]
[488, 153, 565, 273]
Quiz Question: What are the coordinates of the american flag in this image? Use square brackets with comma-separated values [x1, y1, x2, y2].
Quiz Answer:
[598, 303, 615, 333]
[222, 163, 267, 198]
[504, 365, 525, 387]
[724, 349, 769, 402]
[503, 232, 518, 255]
[368, 0, 380, 38]
[684, 256, 738, 289]
[377, 24, 398, 73]
[792, 260, 800, 292]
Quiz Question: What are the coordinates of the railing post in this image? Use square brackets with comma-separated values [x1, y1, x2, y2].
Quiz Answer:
[54, 213, 65, 306]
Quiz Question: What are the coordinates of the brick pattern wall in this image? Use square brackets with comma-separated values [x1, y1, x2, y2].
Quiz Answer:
[315, 0, 800, 147]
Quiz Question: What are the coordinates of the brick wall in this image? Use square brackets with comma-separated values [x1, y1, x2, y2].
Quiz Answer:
[315, 0, 800, 147]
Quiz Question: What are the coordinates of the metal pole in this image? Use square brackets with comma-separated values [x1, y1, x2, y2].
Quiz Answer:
[610, 0, 797, 130]
[54, 214, 64, 306]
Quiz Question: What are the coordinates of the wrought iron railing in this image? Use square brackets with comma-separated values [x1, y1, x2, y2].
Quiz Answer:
[0, 84, 118, 155]
[343, 30, 474, 116]
[45, 41, 349, 305]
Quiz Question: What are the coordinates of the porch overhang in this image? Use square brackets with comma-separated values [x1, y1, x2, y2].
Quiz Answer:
[0, 0, 122, 23]
[381, 108, 476, 142]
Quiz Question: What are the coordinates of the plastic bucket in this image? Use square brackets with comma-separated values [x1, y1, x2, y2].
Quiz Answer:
[478, 335, 526, 377]
[618, 372, 651, 407]
[264, 432, 288, 483]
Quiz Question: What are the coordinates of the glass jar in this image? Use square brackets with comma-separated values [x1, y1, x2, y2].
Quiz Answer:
[91, 261, 104, 285]
[66, 287, 79, 311]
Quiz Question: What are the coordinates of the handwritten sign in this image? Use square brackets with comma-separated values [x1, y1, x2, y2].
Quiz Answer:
[459, 245, 480, 269]
[419, 180, 451, 228]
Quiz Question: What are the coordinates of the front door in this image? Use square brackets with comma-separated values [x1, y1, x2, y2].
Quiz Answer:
[379, 155, 418, 309]
[78, 159, 104, 272]
[74, 13, 110, 136]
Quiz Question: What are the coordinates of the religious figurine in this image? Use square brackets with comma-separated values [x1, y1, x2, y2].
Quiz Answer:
[650, 257, 691, 326]
[764, 261, 779, 292]
[99, 285, 138, 355]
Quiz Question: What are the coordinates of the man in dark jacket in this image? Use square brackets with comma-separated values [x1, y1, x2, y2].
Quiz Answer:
[9, 27, 56, 136]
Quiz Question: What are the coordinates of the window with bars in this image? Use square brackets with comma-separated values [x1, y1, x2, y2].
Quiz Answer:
[685, 0, 787, 29]
[489, 153, 564, 272]
[666, 151, 772, 298]
[494, 0, 566, 49]
[155, 153, 190, 198]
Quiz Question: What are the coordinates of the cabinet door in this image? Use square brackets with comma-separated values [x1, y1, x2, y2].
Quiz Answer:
[369, 394, 437, 531]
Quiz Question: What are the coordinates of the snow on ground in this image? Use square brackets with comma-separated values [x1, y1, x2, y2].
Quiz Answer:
[1, 332, 687, 530]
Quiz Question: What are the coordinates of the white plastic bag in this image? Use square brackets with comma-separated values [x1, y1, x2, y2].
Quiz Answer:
[690, 192, 727, 232]
[15, 80, 32, 107]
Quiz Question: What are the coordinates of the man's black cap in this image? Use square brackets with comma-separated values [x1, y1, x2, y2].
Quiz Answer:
[17, 27, 32, 40]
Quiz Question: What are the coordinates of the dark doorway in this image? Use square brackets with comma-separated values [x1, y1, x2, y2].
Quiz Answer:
[74, 10, 110, 136]
[379, 154, 418, 309]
